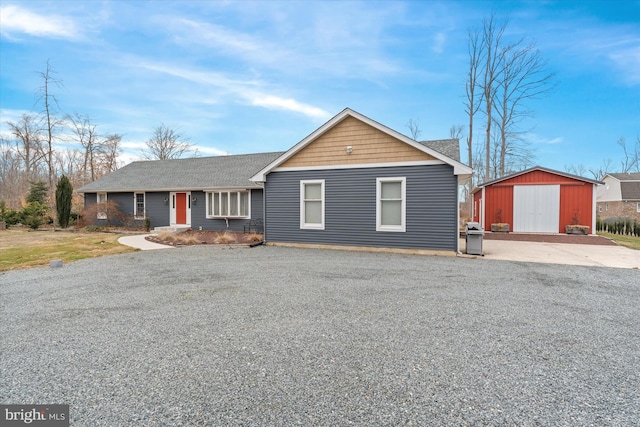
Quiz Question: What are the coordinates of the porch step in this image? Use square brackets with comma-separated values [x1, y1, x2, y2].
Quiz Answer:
[153, 226, 191, 233]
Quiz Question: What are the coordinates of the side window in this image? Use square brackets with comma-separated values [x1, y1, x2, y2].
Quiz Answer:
[97, 193, 107, 220]
[376, 177, 406, 232]
[134, 193, 145, 219]
[300, 180, 324, 229]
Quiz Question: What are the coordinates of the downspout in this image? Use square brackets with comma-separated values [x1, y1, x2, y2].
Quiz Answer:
[456, 176, 462, 254]
[262, 181, 267, 243]
[591, 184, 597, 235]
[481, 187, 486, 230]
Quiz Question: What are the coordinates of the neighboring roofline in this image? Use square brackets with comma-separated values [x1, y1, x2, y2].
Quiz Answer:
[475, 166, 604, 188]
[250, 108, 473, 182]
[602, 173, 640, 182]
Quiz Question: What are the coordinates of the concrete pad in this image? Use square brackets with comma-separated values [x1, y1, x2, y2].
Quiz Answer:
[118, 234, 174, 250]
[461, 238, 640, 269]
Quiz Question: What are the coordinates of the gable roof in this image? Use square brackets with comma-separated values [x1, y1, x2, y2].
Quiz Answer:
[475, 166, 603, 189]
[251, 108, 472, 182]
[607, 172, 640, 181]
[420, 139, 460, 162]
[77, 152, 284, 193]
[620, 181, 640, 200]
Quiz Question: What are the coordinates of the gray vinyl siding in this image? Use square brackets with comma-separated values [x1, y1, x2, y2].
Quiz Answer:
[85, 189, 262, 231]
[145, 192, 169, 228]
[83, 192, 141, 227]
[264, 164, 458, 251]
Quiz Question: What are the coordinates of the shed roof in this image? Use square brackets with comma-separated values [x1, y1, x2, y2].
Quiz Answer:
[77, 152, 284, 193]
[475, 166, 603, 189]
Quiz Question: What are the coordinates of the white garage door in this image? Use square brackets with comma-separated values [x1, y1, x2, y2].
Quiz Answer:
[513, 185, 560, 233]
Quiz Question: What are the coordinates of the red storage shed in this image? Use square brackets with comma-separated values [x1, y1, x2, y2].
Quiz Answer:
[472, 166, 602, 234]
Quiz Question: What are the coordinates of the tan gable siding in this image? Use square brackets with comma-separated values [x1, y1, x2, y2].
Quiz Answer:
[280, 116, 436, 168]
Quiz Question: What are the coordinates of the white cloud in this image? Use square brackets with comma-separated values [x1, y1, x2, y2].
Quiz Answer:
[172, 19, 276, 63]
[558, 23, 640, 86]
[432, 32, 446, 54]
[162, 5, 403, 81]
[193, 145, 230, 156]
[120, 140, 147, 151]
[0, 5, 78, 40]
[608, 43, 640, 86]
[527, 134, 564, 145]
[136, 60, 330, 120]
[251, 96, 330, 120]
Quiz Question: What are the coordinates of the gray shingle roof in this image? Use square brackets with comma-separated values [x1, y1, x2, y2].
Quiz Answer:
[609, 172, 640, 181]
[78, 152, 284, 193]
[419, 139, 461, 162]
[620, 182, 640, 200]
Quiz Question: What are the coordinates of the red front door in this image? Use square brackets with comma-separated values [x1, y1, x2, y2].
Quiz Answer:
[176, 193, 187, 224]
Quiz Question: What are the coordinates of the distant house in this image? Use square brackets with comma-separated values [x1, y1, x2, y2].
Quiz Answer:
[251, 108, 472, 253]
[79, 108, 472, 253]
[472, 166, 602, 234]
[77, 152, 283, 232]
[596, 173, 640, 221]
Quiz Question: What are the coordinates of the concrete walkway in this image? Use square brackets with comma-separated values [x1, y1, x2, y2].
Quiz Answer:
[116, 233, 638, 269]
[118, 234, 174, 250]
[463, 238, 640, 269]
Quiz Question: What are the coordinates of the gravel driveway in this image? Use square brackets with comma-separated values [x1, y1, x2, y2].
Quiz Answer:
[1, 246, 639, 426]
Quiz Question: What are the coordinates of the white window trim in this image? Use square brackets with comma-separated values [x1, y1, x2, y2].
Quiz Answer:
[376, 177, 406, 232]
[134, 192, 145, 220]
[300, 180, 325, 230]
[637, 202, 640, 213]
[205, 190, 251, 219]
[97, 193, 107, 220]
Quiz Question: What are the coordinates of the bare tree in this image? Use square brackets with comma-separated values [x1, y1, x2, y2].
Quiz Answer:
[5, 114, 46, 181]
[564, 163, 588, 177]
[464, 28, 483, 182]
[67, 113, 102, 182]
[141, 124, 192, 160]
[618, 136, 640, 173]
[589, 158, 614, 181]
[0, 137, 26, 208]
[35, 60, 64, 192]
[406, 118, 422, 140]
[480, 15, 507, 181]
[494, 39, 555, 176]
[449, 125, 464, 143]
[54, 148, 84, 182]
[466, 14, 554, 181]
[97, 134, 122, 175]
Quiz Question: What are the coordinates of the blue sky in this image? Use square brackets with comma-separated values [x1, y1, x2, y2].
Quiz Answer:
[0, 0, 638, 175]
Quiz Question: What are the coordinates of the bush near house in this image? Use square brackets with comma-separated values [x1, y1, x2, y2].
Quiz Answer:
[77, 200, 126, 228]
[597, 216, 640, 237]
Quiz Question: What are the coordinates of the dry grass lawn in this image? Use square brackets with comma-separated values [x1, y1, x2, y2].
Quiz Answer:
[597, 232, 640, 250]
[0, 228, 136, 272]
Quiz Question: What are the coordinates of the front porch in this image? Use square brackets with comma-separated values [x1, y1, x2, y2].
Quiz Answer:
[153, 225, 191, 233]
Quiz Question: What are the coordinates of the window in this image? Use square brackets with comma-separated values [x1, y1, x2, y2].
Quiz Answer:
[376, 177, 406, 232]
[97, 193, 107, 220]
[206, 191, 250, 218]
[134, 193, 145, 219]
[637, 202, 640, 213]
[300, 180, 324, 229]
